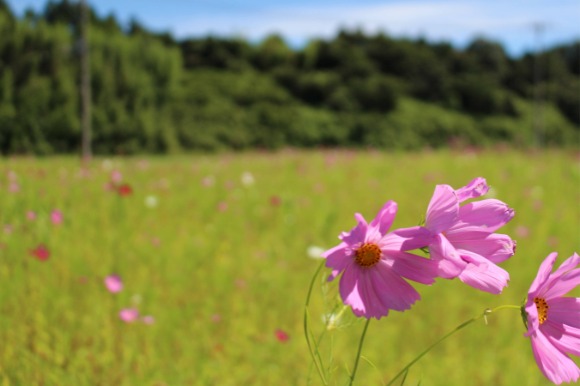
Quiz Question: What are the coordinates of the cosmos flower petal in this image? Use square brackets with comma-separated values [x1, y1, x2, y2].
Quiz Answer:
[370, 263, 421, 312]
[451, 199, 514, 233]
[388, 226, 435, 251]
[528, 252, 558, 297]
[455, 177, 489, 202]
[456, 251, 510, 294]
[323, 243, 352, 281]
[340, 215, 368, 245]
[544, 269, 580, 300]
[429, 234, 465, 279]
[445, 231, 515, 264]
[530, 330, 580, 385]
[339, 265, 366, 315]
[543, 321, 580, 357]
[388, 251, 438, 285]
[425, 185, 458, 234]
[548, 297, 580, 329]
[368, 200, 397, 236]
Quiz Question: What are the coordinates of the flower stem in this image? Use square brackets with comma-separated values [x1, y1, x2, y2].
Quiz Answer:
[349, 318, 371, 386]
[386, 305, 520, 386]
[304, 261, 328, 385]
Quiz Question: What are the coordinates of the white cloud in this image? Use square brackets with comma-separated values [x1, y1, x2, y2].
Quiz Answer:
[173, 0, 580, 54]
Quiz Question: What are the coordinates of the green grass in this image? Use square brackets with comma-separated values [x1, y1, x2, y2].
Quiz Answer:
[1, 149, 579, 385]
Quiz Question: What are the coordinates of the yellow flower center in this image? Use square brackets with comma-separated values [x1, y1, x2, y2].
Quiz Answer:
[354, 243, 382, 268]
[534, 297, 549, 325]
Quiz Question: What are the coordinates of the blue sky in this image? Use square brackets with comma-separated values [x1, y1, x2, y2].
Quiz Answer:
[7, 0, 580, 56]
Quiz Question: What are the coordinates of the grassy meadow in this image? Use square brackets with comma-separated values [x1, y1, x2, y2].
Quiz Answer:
[1, 149, 579, 385]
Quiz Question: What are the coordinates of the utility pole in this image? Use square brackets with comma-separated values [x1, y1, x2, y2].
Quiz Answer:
[532, 22, 547, 148]
[80, 0, 92, 161]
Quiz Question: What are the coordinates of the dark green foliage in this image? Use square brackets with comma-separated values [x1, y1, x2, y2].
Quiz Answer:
[0, 1, 578, 154]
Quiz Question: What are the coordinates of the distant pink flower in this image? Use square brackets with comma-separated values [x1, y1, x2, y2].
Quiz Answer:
[141, 315, 155, 325]
[275, 328, 290, 343]
[104, 275, 123, 293]
[30, 244, 50, 261]
[110, 170, 123, 183]
[217, 201, 228, 212]
[51, 210, 63, 225]
[270, 195, 282, 207]
[323, 201, 438, 319]
[523, 252, 580, 384]
[397, 177, 515, 294]
[9, 182, 20, 193]
[26, 211, 37, 221]
[119, 308, 139, 323]
[117, 184, 133, 196]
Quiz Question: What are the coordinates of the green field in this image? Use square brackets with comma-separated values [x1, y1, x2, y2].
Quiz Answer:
[1, 149, 579, 385]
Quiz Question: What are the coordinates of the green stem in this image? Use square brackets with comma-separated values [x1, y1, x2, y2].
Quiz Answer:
[304, 261, 328, 385]
[349, 318, 371, 386]
[386, 305, 520, 386]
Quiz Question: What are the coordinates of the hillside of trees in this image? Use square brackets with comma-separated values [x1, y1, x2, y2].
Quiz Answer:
[0, 0, 578, 155]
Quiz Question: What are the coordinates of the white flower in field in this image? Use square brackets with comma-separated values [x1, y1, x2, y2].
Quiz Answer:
[101, 159, 113, 170]
[241, 171, 255, 186]
[145, 195, 158, 208]
[307, 246, 325, 259]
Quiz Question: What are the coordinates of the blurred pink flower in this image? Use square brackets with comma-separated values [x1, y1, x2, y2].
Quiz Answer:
[523, 252, 580, 384]
[30, 244, 50, 261]
[104, 275, 123, 293]
[119, 308, 139, 323]
[275, 329, 290, 343]
[141, 315, 155, 325]
[515, 225, 530, 238]
[51, 210, 63, 225]
[26, 211, 37, 221]
[217, 201, 228, 212]
[111, 170, 123, 183]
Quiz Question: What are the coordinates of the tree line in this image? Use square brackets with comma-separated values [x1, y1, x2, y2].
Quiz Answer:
[0, 0, 578, 155]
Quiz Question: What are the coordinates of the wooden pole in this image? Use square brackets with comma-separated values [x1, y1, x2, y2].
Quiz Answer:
[80, 0, 92, 160]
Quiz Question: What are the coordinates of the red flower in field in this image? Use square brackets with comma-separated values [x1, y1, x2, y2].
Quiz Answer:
[269, 195, 282, 207]
[275, 328, 289, 343]
[117, 184, 133, 196]
[30, 244, 50, 261]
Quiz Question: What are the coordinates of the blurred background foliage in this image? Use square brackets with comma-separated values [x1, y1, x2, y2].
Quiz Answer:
[0, 0, 578, 155]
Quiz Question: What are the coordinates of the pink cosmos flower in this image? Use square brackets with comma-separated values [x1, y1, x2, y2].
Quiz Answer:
[141, 315, 155, 325]
[119, 308, 139, 323]
[275, 328, 290, 343]
[104, 275, 123, 293]
[30, 244, 50, 261]
[323, 201, 439, 319]
[26, 211, 37, 221]
[51, 210, 63, 225]
[523, 252, 580, 385]
[397, 177, 515, 294]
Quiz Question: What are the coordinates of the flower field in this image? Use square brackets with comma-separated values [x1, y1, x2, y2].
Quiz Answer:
[1, 149, 578, 385]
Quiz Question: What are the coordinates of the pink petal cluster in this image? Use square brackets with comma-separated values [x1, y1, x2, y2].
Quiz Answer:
[323, 201, 438, 319]
[524, 252, 580, 385]
[398, 177, 515, 294]
[50, 210, 63, 225]
[104, 275, 123, 293]
[119, 308, 139, 323]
